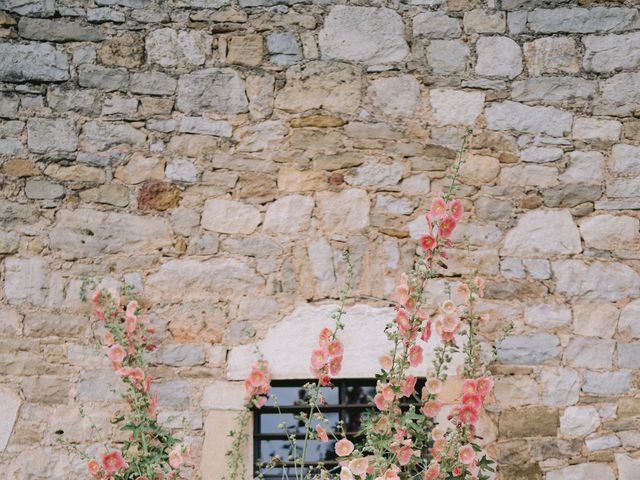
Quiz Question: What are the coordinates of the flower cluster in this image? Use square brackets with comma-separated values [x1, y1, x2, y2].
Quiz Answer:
[79, 287, 192, 480]
[310, 327, 344, 386]
[244, 360, 272, 409]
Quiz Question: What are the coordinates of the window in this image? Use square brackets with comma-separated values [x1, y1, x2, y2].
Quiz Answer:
[253, 378, 425, 479]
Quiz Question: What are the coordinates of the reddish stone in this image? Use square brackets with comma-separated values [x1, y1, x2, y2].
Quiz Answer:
[137, 181, 181, 211]
[328, 172, 343, 185]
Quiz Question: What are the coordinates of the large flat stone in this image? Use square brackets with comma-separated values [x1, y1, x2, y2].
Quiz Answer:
[485, 101, 572, 136]
[553, 260, 640, 301]
[0, 42, 68, 82]
[0, 387, 20, 451]
[177, 68, 248, 114]
[498, 333, 560, 365]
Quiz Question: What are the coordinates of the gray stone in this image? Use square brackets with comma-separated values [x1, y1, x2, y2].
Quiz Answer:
[583, 32, 640, 73]
[166, 158, 198, 183]
[618, 342, 640, 368]
[617, 453, 640, 480]
[262, 195, 314, 235]
[146, 28, 211, 68]
[463, 9, 505, 34]
[499, 164, 558, 187]
[146, 119, 176, 133]
[81, 120, 146, 152]
[560, 151, 604, 184]
[157, 345, 205, 367]
[607, 178, 640, 198]
[27, 118, 77, 155]
[24, 179, 65, 200]
[18, 17, 106, 42]
[542, 183, 602, 208]
[498, 333, 560, 365]
[345, 160, 404, 187]
[598, 72, 640, 116]
[0, 138, 25, 157]
[79, 184, 130, 207]
[619, 300, 640, 338]
[170, 208, 200, 236]
[0, 42, 69, 82]
[87, 7, 125, 23]
[573, 303, 619, 338]
[427, 40, 469, 75]
[0, 200, 39, 227]
[554, 260, 640, 301]
[476, 36, 522, 79]
[501, 258, 525, 279]
[0, 231, 19, 254]
[583, 371, 632, 395]
[485, 101, 572, 136]
[24, 312, 86, 337]
[177, 68, 248, 114]
[102, 94, 138, 117]
[201, 199, 261, 234]
[559, 406, 601, 437]
[319, 6, 409, 65]
[540, 368, 580, 407]
[528, 7, 639, 34]
[266, 32, 300, 64]
[179, 117, 232, 137]
[221, 235, 282, 257]
[375, 194, 415, 215]
[524, 36, 580, 76]
[612, 144, 640, 174]
[129, 71, 177, 96]
[0, 93, 19, 119]
[573, 118, 621, 143]
[0, 0, 54, 16]
[368, 75, 420, 118]
[50, 208, 172, 259]
[413, 12, 461, 39]
[523, 259, 551, 279]
[511, 77, 596, 103]
[400, 173, 430, 196]
[502, 209, 581, 257]
[0, 387, 21, 451]
[521, 147, 562, 163]
[586, 435, 620, 452]
[47, 87, 101, 115]
[78, 64, 128, 92]
[525, 303, 571, 329]
[579, 214, 638, 250]
[430, 89, 484, 126]
[316, 189, 370, 233]
[4, 257, 47, 305]
[564, 337, 615, 368]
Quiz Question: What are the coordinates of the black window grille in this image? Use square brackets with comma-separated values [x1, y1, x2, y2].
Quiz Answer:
[253, 378, 425, 479]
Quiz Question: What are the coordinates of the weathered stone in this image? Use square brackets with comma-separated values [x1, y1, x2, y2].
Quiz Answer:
[156, 345, 205, 367]
[559, 405, 600, 437]
[583, 371, 633, 395]
[413, 12, 461, 39]
[316, 189, 369, 233]
[0, 231, 19, 254]
[528, 7, 639, 34]
[115, 153, 164, 184]
[583, 32, 640, 73]
[598, 72, 640, 116]
[79, 184, 130, 207]
[345, 160, 404, 187]
[0, 138, 24, 158]
[146, 28, 211, 67]
[511, 77, 596, 103]
[201, 199, 261, 234]
[375, 194, 416, 215]
[266, 31, 300, 65]
[463, 9, 505, 33]
[523, 37, 580, 76]
[1, 0, 54, 16]
[617, 453, 640, 480]
[275, 61, 361, 114]
[499, 406, 558, 438]
[18, 17, 105, 42]
[485, 101, 572, 136]
[579, 214, 638, 250]
[573, 118, 621, 143]
[564, 337, 615, 368]
[429, 89, 484, 126]
[426, 40, 469, 75]
[0, 200, 38, 227]
[147, 258, 263, 303]
[87, 7, 125, 23]
[0, 387, 20, 451]
[607, 177, 640, 198]
[227, 35, 263, 67]
[23, 312, 86, 337]
[201, 381, 245, 410]
[102, 94, 138, 117]
[177, 68, 248, 114]
[262, 195, 314, 235]
[498, 333, 560, 365]
[234, 120, 286, 152]
[476, 36, 523, 79]
[618, 342, 640, 369]
[245, 74, 274, 121]
[277, 167, 325, 192]
[525, 303, 571, 329]
[99, 32, 143, 68]
[619, 300, 640, 338]
[521, 147, 563, 163]
[586, 434, 620, 452]
[47, 87, 100, 115]
[4, 257, 47, 305]
[612, 144, 640, 174]
[459, 154, 500, 186]
[78, 64, 128, 92]
[540, 368, 580, 407]
[573, 303, 619, 338]
[81, 120, 146, 152]
[319, 6, 409, 65]
[547, 463, 615, 480]
[0, 42, 68, 82]
[26, 118, 76, 155]
[494, 375, 539, 407]
[165, 158, 198, 184]
[129, 71, 177, 96]
[502, 209, 581, 257]
[24, 178, 65, 200]
[553, 260, 640, 301]
[44, 164, 105, 183]
[542, 183, 603, 208]
[368, 76, 420, 118]
[178, 117, 232, 138]
[400, 173, 430, 196]
[50, 208, 172, 259]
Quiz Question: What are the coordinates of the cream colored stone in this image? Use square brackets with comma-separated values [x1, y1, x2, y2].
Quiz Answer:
[458, 154, 500, 185]
[201, 199, 261, 234]
[316, 188, 370, 233]
[201, 410, 252, 480]
[114, 153, 164, 184]
[277, 167, 325, 192]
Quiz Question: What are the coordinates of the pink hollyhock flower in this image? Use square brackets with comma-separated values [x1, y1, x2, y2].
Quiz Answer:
[101, 450, 127, 474]
[421, 321, 432, 342]
[430, 197, 447, 220]
[327, 340, 344, 359]
[383, 465, 401, 480]
[316, 424, 329, 443]
[108, 344, 126, 367]
[452, 466, 462, 476]
[409, 345, 423, 368]
[168, 446, 184, 469]
[125, 300, 138, 317]
[394, 283, 410, 306]
[349, 457, 368, 476]
[254, 396, 267, 409]
[396, 308, 412, 331]
[329, 357, 342, 376]
[247, 368, 268, 389]
[103, 331, 114, 346]
[424, 463, 440, 480]
[431, 428, 444, 440]
[425, 377, 443, 395]
[476, 376, 494, 397]
[319, 327, 332, 346]
[461, 392, 483, 410]
[439, 216, 457, 237]
[379, 354, 393, 371]
[91, 289, 102, 305]
[420, 234, 437, 252]
[401, 375, 417, 397]
[441, 300, 456, 314]
[335, 438, 354, 457]
[148, 394, 158, 417]
[319, 373, 331, 386]
[310, 348, 328, 370]
[441, 331, 455, 343]
[421, 400, 442, 417]
[473, 276, 485, 290]
[340, 467, 354, 480]
[87, 458, 101, 477]
[144, 373, 153, 394]
[461, 379, 478, 395]
[397, 445, 414, 466]
[374, 415, 389, 433]
[456, 283, 471, 298]
[125, 314, 137, 335]
[458, 444, 476, 465]
[458, 404, 480, 424]
[449, 199, 464, 221]
[441, 314, 459, 333]
[381, 383, 395, 402]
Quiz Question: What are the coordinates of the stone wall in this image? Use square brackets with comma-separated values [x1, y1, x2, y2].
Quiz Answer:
[0, 0, 640, 478]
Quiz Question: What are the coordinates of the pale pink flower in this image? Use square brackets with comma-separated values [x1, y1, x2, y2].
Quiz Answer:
[409, 345, 423, 368]
[421, 400, 442, 417]
[327, 340, 344, 359]
[254, 396, 267, 409]
[430, 197, 447, 220]
[441, 300, 456, 314]
[87, 459, 101, 477]
[458, 444, 476, 465]
[247, 368, 268, 389]
[335, 438, 354, 457]
[379, 354, 393, 371]
[424, 463, 440, 480]
[381, 383, 395, 402]
[476, 376, 494, 397]
[349, 457, 369, 476]
[397, 445, 414, 466]
[461, 392, 483, 410]
[441, 314, 459, 333]
[329, 357, 342, 376]
[456, 283, 471, 298]
[310, 348, 328, 370]
[461, 379, 478, 395]
[168, 446, 184, 469]
[431, 428, 444, 440]
[319, 327, 332, 346]
[396, 308, 412, 331]
[425, 378, 443, 395]
[473, 276, 485, 290]
[383, 465, 401, 480]
[91, 289, 102, 305]
[401, 375, 417, 397]
[125, 314, 137, 335]
[340, 467, 354, 480]
[101, 450, 127, 474]
[316, 424, 329, 443]
[108, 344, 126, 367]
[421, 321, 432, 342]
[449, 199, 464, 221]
[103, 331, 114, 346]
